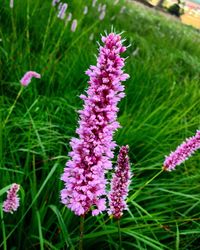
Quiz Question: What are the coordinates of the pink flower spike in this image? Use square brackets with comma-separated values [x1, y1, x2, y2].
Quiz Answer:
[108, 146, 132, 219]
[3, 183, 20, 214]
[60, 33, 129, 216]
[163, 130, 200, 171]
[20, 71, 41, 86]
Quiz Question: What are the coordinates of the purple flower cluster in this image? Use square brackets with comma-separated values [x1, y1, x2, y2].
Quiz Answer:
[3, 183, 20, 214]
[60, 33, 129, 216]
[108, 146, 131, 219]
[164, 130, 200, 171]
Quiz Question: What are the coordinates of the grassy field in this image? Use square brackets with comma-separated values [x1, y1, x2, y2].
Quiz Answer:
[1, 0, 200, 249]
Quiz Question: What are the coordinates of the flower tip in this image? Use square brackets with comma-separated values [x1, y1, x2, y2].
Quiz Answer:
[125, 145, 129, 150]
[101, 36, 106, 43]
[92, 209, 100, 216]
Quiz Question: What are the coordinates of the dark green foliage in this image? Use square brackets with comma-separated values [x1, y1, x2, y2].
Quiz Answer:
[168, 3, 183, 17]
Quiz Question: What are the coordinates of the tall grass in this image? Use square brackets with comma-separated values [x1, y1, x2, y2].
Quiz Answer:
[0, 0, 200, 249]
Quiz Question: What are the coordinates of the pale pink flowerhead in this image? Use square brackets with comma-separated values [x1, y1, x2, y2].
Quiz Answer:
[98, 3, 102, 12]
[58, 2, 62, 10]
[10, 0, 14, 8]
[102, 4, 106, 11]
[52, 0, 60, 6]
[57, 3, 68, 19]
[99, 11, 106, 20]
[67, 12, 72, 22]
[120, 6, 126, 14]
[20, 71, 41, 86]
[71, 19, 78, 32]
[92, 0, 97, 7]
[3, 183, 20, 214]
[83, 6, 88, 15]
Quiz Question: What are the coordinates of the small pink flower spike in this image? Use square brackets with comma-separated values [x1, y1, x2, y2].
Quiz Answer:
[71, 19, 78, 32]
[83, 6, 88, 15]
[3, 183, 20, 214]
[20, 71, 41, 86]
[108, 146, 131, 219]
[57, 3, 68, 19]
[163, 130, 200, 171]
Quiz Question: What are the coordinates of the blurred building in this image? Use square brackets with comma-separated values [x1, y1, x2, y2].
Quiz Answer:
[180, 0, 200, 29]
[149, 0, 200, 28]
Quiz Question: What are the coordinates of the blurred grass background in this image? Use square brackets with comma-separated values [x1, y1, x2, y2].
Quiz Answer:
[0, 0, 200, 249]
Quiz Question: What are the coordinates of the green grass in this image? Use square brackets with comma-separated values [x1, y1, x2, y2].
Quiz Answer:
[1, 0, 200, 249]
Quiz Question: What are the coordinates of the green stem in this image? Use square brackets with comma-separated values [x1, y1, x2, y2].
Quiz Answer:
[3, 86, 23, 128]
[47, 21, 69, 61]
[11, 8, 17, 41]
[65, 20, 99, 54]
[26, 0, 30, 65]
[128, 169, 164, 202]
[79, 215, 85, 250]
[0, 205, 7, 250]
[117, 219, 122, 250]
[42, 6, 54, 50]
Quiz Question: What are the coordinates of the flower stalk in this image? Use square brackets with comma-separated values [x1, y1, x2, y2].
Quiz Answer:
[117, 219, 122, 250]
[0, 205, 7, 250]
[79, 215, 85, 250]
[3, 86, 23, 128]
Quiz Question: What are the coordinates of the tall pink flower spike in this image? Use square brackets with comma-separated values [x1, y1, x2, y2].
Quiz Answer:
[60, 33, 129, 216]
[163, 130, 200, 171]
[20, 71, 41, 86]
[3, 183, 20, 214]
[108, 145, 131, 219]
